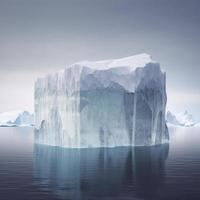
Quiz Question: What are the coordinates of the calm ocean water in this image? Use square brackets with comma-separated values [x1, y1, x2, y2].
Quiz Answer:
[0, 126, 200, 200]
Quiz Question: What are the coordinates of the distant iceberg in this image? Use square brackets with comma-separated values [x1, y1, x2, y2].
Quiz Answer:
[166, 110, 195, 127]
[0, 110, 34, 127]
[34, 53, 169, 148]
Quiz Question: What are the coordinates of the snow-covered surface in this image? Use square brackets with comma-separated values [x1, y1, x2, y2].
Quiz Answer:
[35, 53, 169, 148]
[0, 110, 34, 127]
[194, 123, 200, 127]
[166, 110, 195, 127]
[75, 53, 155, 71]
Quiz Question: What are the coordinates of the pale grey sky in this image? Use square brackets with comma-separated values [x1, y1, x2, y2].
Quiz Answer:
[0, 0, 200, 120]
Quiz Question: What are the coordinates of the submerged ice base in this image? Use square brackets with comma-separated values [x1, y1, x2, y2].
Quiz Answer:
[34, 53, 169, 148]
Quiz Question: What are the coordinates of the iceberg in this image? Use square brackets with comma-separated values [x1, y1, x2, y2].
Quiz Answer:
[14, 111, 34, 126]
[166, 110, 195, 127]
[34, 53, 169, 148]
[0, 110, 34, 127]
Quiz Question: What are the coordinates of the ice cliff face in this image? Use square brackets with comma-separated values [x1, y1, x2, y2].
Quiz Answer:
[34, 53, 169, 148]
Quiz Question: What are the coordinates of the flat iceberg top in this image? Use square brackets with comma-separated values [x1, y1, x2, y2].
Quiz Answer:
[74, 53, 154, 71]
[35, 53, 165, 94]
[36, 53, 157, 81]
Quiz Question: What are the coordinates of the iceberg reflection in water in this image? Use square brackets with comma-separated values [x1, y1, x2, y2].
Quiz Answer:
[33, 144, 169, 200]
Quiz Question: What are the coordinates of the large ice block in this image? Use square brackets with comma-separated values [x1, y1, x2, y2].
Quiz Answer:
[34, 53, 169, 148]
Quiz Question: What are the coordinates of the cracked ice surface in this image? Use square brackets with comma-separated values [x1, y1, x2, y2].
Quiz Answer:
[34, 53, 169, 148]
